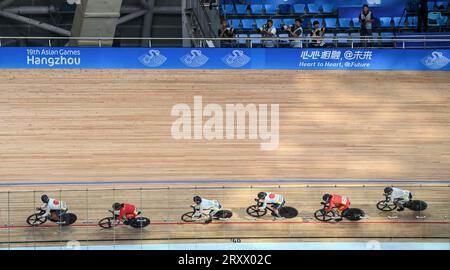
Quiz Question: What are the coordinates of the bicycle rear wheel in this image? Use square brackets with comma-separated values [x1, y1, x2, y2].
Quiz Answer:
[214, 210, 233, 219]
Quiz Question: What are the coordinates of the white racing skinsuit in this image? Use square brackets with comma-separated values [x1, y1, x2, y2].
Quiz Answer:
[193, 198, 221, 218]
[386, 187, 411, 207]
[40, 198, 68, 219]
[261, 193, 285, 210]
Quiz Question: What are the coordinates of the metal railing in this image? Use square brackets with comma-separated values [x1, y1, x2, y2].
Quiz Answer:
[1, 35, 450, 49]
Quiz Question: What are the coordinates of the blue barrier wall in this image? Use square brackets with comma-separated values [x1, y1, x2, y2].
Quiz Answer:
[0, 48, 449, 71]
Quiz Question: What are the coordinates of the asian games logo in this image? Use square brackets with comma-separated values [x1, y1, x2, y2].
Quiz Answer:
[180, 50, 209, 67]
[221, 50, 251, 68]
[138, 49, 167, 67]
[421, 51, 450, 70]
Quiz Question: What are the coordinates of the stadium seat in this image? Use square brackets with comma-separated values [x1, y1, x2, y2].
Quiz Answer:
[336, 33, 350, 45]
[352, 18, 361, 28]
[229, 19, 241, 29]
[255, 19, 267, 29]
[350, 33, 361, 45]
[293, 4, 306, 14]
[324, 18, 337, 29]
[322, 4, 334, 14]
[307, 3, 320, 14]
[379, 17, 392, 28]
[249, 34, 262, 47]
[237, 34, 248, 47]
[264, 4, 277, 15]
[380, 32, 395, 44]
[242, 19, 254, 30]
[283, 19, 295, 27]
[278, 4, 292, 15]
[323, 33, 335, 45]
[392, 17, 405, 28]
[428, 12, 449, 26]
[436, 1, 449, 11]
[272, 19, 282, 29]
[339, 18, 352, 29]
[235, 4, 248, 15]
[251, 5, 263, 15]
[223, 4, 234, 15]
[428, 2, 436, 11]
[407, 16, 418, 27]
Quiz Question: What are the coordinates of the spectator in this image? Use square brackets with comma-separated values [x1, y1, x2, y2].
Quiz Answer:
[418, 0, 428, 32]
[218, 19, 236, 47]
[284, 18, 303, 48]
[259, 19, 277, 48]
[359, 4, 375, 46]
[309, 20, 326, 47]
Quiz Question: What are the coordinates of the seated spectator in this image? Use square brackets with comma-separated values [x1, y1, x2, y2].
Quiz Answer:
[284, 18, 303, 48]
[359, 4, 375, 46]
[309, 20, 326, 47]
[218, 19, 236, 47]
[258, 19, 277, 48]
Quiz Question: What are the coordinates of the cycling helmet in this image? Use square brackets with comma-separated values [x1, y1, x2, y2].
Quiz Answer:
[193, 196, 202, 204]
[257, 192, 267, 200]
[41, 194, 49, 203]
[384, 187, 393, 195]
[322, 194, 332, 202]
[112, 202, 122, 211]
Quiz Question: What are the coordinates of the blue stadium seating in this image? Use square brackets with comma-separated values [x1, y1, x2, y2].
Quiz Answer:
[393, 17, 405, 27]
[323, 33, 335, 44]
[428, 2, 437, 11]
[310, 19, 323, 28]
[339, 18, 352, 29]
[242, 19, 254, 30]
[322, 4, 334, 14]
[283, 19, 295, 26]
[224, 4, 234, 15]
[235, 4, 248, 15]
[229, 19, 241, 29]
[249, 34, 262, 46]
[324, 18, 337, 29]
[352, 18, 361, 28]
[408, 16, 418, 27]
[307, 3, 320, 14]
[237, 34, 248, 46]
[293, 4, 305, 14]
[436, 1, 449, 10]
[272, 19, 282, 29]
[350, 33, 361, 43]
[264, 4, 277, 15]
[255, 19, 267, 29]
[250, 5, 263, 15]
[278, 4, 292, 15]
[379, 17, 393, 28]
[336, 33, 350, 44]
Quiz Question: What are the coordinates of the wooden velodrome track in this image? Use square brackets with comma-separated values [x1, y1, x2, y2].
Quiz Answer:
[0, 69, 449, 248]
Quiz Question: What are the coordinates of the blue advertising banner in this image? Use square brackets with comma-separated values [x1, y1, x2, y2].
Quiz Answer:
[0, 47, 449, 71]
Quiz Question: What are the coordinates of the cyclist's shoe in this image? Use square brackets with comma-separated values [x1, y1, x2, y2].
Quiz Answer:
[334, 217, 343, 222]
[397, 207, 405, 212]
[123, 219, 131, 225]
[56, 221, 66, 225]
[273, 215, 285, 220]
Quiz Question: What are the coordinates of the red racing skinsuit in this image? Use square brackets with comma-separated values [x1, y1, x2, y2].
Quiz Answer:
[325, 195, 350, 214]
[116, 203, 138, 221]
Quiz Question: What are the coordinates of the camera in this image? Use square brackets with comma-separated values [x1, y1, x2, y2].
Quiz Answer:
[281, 24, 293, 31]
[257, 24, 268, 33]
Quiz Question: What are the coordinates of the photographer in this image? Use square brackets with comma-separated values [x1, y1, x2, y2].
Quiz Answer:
[218, 19, 236, 47]
[418, 0, 428, 32]
[359, 4, 374, 46]
[258, 19, 277, 48]
[308, 20, 326, 47]
[283, 18, 303, 48]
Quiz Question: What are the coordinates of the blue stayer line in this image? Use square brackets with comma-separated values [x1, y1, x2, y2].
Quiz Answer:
[0, 179, 450, 187]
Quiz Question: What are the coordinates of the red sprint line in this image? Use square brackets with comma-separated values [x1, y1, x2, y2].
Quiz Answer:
[1, 220, 450, 229]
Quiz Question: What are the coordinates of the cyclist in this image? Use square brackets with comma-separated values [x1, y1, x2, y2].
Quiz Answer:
[257, 192, 285, 219]
[192, 196, 222, 224]
[38, 194, 68, 224]
[323, 194, 350, 221]
[384, 187, 412, 211]
[112, 202, 140, 225]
